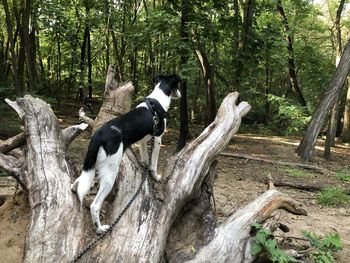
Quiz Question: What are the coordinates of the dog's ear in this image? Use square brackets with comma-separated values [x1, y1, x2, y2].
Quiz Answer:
[167, 74, 182, 89]
[153, 75, 164, 85]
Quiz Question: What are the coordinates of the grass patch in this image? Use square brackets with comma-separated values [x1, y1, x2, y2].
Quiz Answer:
[285, 168, 315, 178]
[317, 187, 350, 207]
[335, 169, 350, 182]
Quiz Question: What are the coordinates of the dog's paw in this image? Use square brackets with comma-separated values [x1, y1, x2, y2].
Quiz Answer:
[96, 225, 110, 235]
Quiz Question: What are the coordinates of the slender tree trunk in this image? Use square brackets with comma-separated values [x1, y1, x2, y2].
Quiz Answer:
[341, 78, 350, 142]
[276, 0, 307, 108]
[324, 93, 340, 159]
[79, 26, 88, 102]
[87, 25, 92, 105]
[324, 0, 345, 157]
[105, 0, 110, 73]
[2, 0, 23, 95]
[177, 0, 190, 151]
[195, 44, 216, 125]
[242, 0, 255, 51]
[55, 32, 62, 110]
[24, 0, 37, 90]
[296, 39, 350, 161]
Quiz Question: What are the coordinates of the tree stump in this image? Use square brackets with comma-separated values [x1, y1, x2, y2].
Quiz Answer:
[0, 84, 307, 262]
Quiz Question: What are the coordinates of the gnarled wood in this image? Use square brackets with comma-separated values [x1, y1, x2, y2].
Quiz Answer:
[3, 95, 88, 262]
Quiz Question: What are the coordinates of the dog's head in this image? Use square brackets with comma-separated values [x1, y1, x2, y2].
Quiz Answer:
[153, 74, 182, 99]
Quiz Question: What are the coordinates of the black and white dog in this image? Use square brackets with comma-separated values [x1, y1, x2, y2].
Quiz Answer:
[71, 74, 181, 234]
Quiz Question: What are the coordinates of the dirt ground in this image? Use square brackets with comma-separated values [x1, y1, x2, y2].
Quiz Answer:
[0, 126, 349, 262]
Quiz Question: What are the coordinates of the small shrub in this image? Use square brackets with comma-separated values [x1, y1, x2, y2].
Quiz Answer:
[317, 187, 350, 207]
[267, 95, 310, 135]
[250, 223, 297, 262]
[303, 231, 343, 263]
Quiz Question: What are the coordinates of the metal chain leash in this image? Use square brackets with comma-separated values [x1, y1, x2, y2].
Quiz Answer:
[71, 117, 158, 263]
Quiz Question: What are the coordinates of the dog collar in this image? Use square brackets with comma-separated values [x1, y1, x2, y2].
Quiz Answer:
[145, 98, 166, 119]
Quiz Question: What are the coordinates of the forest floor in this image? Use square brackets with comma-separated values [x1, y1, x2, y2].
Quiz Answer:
[0, 101, 349, 262]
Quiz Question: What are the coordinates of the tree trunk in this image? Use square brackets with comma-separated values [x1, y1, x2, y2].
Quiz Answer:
[296, 39, 350, 161]
[79, 25, 89, 102]
[2, 0, 23, 95]
[195, 44, 216, 125]
[276, 0, 307, 108]
[324, 0, 346, 158]
[340, 78, 350, 142]
[0, 77, 308, 262]
[177, 0, 190, 151]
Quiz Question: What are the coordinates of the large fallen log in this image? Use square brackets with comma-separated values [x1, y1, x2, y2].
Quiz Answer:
[0, 71, 307, 262]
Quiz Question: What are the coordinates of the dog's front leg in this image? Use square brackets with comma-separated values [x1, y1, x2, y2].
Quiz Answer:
[150, 136, 162, 181]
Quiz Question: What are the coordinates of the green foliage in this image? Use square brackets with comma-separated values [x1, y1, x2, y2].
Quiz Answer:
[286, 168, 315, 178]
[0, 0, 346, 130]
[303, 231, 343, 263]
[335, 169, 350, 182]
[250, 223, 297, 263]
[267, 95, 311, 135]
[317, 187, 350, 207]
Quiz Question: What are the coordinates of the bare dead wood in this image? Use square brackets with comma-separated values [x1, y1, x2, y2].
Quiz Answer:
[0, 152, 25, 191]
[62, 123, 89, 148]
[0, 132, 26, 153]
[183, 189, 307, 262]
[266, 180, 350, 195]
[5, 95, 88, 262]
[220, 152, 335, 175]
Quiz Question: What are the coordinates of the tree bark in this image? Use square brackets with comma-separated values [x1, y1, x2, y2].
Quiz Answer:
[0, 82, 309, 262]
[276, 0, 307, 108]
[324, 0, 346, 158]
[2, 0, 23, 95]
[194, 44, 216, 125]
[177, 0, 190, 151]
[296, 39, 350, 161]
[340, 78, 350, 142]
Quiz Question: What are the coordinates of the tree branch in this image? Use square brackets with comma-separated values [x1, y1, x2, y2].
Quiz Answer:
[220, 152, 335, 175]
[0, 132, 26, 153]
[186, 189, 307, 262]
[62, 123, 89, 148]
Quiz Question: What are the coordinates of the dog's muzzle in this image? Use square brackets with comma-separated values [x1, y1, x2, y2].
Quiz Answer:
[172, 89, 181, 99]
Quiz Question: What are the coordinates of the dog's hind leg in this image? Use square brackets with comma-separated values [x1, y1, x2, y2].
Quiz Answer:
[74, 169, 96, 207]
[91, 144, 123, 234]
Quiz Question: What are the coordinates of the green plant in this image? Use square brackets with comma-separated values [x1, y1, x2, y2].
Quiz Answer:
[303, 231, 343, 263]
[335, 169, 350, 182]
[317, 187, 350, 207]
[250, 223, 297, 262]
[267, 95, 311, 135]
[286, 168, 315, 178]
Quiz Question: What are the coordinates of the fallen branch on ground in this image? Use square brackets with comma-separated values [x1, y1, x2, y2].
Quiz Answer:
[220, 152, 335, 175]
